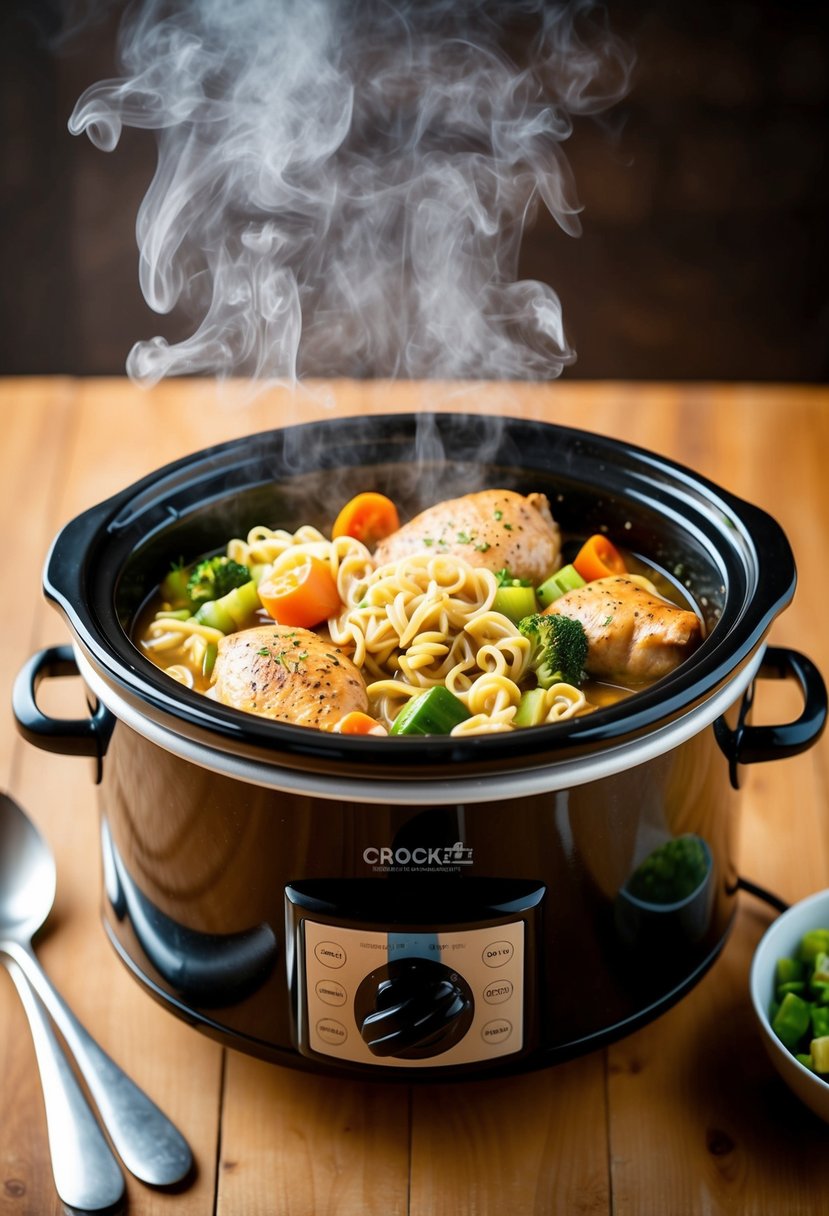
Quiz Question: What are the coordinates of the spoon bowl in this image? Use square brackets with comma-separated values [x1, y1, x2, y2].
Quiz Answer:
[0, 793, 56, 941]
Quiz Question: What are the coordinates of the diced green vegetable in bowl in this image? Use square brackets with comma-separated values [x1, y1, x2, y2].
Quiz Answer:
[750, 888, 829, 1122]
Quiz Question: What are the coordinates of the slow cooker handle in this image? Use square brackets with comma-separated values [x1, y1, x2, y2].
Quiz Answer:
[716, 646, 827, 788]
[13, 646, 114, 782]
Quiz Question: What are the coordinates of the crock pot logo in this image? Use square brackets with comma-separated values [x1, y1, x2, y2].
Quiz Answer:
[363, 841, 473, 872]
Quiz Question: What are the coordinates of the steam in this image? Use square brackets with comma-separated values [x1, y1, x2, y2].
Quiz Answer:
[69, 0, 632, 385]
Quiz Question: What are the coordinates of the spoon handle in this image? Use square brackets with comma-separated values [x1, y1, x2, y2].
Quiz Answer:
[1, 939, 192, 1187]
[2, 957, 125, 1211]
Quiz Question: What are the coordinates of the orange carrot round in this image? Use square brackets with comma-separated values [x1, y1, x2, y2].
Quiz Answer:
[572, 534, 627, 582]
[333, 711, 388, 736]
[258, 556, 341, 627]
[332, 492, 400, 547]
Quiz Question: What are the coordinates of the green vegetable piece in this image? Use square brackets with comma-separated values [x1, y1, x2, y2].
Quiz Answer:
[514, 688, 548, 728]
[493, 584, 537, 624]
[194, 579, 261, 634]
[156, 608, 192, 621]
[811, 1005, 829, 1039]
[202, 641, 218, 679]
[771, 992, 813, 1051]
[221, 580, 261, 629]
[776, 956, 805, 986]
[813, 951, 829, 984]
[799, 928, 829, 963]
[796, 1052, 816, 1072]
[160, 565, 192, 609]
[389, 687, 471, 736]
[811, 1035, 829, 1073]
[536, 564, 586, 608]
[187, 556, 251, 605]
[811, 981, 829, 1005]
[777, 980, 806, 998]
[518, 613, 588, 689]
[194, 599, 236, 634]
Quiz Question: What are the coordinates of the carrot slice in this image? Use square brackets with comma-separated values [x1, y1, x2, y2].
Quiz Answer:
[334, 711, 388, 736]
[258, 556, 341, 627]
[332, 492, 400, 547]
[572, 534, 627, 582]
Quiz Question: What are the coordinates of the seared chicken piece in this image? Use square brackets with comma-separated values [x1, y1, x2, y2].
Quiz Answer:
[210, 624, 368, 729]
[373, 490, 561, 584]
[546, 576, 702, 683]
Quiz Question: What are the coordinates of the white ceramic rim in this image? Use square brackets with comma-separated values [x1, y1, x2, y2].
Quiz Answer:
[76, 643, 765, 806]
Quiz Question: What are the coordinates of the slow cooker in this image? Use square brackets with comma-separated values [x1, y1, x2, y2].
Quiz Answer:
[13, 413, 827, 1080]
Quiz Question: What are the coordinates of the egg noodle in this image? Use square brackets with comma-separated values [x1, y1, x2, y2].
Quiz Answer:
[140, 524, 588, 734]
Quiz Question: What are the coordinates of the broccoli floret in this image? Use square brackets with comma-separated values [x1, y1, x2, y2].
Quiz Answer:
[187, 556, 250, 605]
[518, 612, 588, 689]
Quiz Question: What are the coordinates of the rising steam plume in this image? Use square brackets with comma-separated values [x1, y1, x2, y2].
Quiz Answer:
[69, 0, 632, 386]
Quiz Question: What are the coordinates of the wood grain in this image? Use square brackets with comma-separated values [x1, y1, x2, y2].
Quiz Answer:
[0, 379, 826, 1216]
[410, 1060, 610, 1216]
[218, 1056, 410, 1216]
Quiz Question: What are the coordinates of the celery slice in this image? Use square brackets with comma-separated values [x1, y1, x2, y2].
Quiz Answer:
[194, 599, 235, 633]
[202, 641, 218, 679]
[493, 585, 537, 623]
[389, 687, 471, 736]
[514, 688, 547, 727]
[536, 564, 586, 608]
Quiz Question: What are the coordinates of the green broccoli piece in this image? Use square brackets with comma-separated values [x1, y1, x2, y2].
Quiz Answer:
[187, 556, 251, 605]
[518, 612, 588, 689]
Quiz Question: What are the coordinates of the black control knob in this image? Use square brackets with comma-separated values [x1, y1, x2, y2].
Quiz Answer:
[354, 958, 474, 1060]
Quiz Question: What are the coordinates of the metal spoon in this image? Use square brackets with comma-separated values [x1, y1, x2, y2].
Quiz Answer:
[0, 792, 193, 1188]
[3, 956, 125, 1210]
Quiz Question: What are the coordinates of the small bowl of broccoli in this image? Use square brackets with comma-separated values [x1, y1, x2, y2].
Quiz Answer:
[750, 887, 829, 1123]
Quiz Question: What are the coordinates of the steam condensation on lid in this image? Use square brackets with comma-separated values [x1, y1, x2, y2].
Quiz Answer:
[68, 0, 632, 386]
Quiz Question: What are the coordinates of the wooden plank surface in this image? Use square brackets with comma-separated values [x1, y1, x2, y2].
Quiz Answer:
[0, 378, 826, 1216]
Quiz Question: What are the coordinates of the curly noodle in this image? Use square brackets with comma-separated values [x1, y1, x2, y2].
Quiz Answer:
[139, 529, 590, 735]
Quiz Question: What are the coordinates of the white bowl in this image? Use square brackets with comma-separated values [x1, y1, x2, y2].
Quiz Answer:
[749, 887, 829, 1123]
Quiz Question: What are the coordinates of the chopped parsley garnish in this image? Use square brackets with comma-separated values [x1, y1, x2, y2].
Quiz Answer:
[257, 646, 307, 666]
[456, 530, 472, 544]
[493, 509, 503, 521]
[502, 522, 513, 531]
[474, 541, 491, 553]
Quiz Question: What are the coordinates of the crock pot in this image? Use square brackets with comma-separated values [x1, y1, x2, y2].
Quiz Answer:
[13, 413, 827, 1080]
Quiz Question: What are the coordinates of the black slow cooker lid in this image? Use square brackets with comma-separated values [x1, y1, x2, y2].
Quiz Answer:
[43, 413, 795, 780]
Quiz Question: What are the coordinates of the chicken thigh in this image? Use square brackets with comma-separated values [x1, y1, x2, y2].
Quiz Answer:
[210, 624, 368, 729]
[546, 576, 702, 683]
[373, 489, 561, 585]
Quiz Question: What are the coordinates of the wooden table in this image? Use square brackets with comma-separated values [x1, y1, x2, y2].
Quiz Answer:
[0, 379, 827, 1216]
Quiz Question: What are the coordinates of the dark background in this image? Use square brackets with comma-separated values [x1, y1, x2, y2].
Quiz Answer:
[2, 0, 827, 381]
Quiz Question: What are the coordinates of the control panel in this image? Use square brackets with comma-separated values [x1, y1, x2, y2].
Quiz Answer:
[300, 919, 525, 1068]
